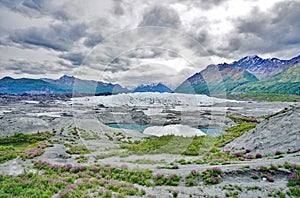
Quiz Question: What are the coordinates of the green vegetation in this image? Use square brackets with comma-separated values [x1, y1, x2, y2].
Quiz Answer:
[0, 146, 19, 163]
[202, 167, 223, 185]
[120, 115, 257, 164]
[0, 164, 147, 197]
[227, 92, 300, 102]
[175, 64, 259, 95]
[233, 64, 300, 96]
[34, 161, 153, 187]
[0, 132, 55, 164]
[122, 158, 166, 165]
[185, 167, 224, 186]
[65, 144, 90, 155]
[121, 135, 208, 155]
[226, 114, 258, 124]
[75, 155, 88, 163]
[153, 173, 181, 186]
[95, 150, 130, 159]
[0, 131, 54, 144]
[215, 123, 256, 147]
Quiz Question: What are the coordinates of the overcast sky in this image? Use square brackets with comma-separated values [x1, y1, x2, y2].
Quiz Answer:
[0, 0, 299, 88]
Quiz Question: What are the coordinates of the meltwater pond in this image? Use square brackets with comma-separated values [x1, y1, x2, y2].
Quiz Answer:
[106, 123, 226, 136]
[107, 123, 153, 132]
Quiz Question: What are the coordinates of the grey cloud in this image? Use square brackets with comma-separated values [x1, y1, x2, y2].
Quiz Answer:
[113, 0, 124, 15]
[0, 0, 72, 20]
[126, 48, 165, 59]
[103, 63, 189, 89]
[107, 57, 131, 73]
[195, 0, 228, 9]
[139, 5, 181, 28]
[202, 0, 300, 59]
[168, 0, 228, 10]
[83, 33, 104, 47]
[3, 59, 66, 75]
[59, 52, 86, 66]
[10, 22, 86, 51]
[232, 1, 300, 55]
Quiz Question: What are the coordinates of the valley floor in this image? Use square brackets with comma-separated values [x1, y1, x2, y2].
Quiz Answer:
[0, 93, 299, 197]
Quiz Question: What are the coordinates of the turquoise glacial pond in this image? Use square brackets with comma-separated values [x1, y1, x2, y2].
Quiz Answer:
[106, 123, 226, 136]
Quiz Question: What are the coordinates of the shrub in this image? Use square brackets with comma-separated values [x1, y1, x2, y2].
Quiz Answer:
[260, 166, 268, 171]
[251, 173, 259, 179]
[255, 153, 263, 158]
[185, 178, 198, 187]
[288, 170, 300, 187]
[172, 190, 179, 198]
[245, 148, 251, 153]
[266, 175, 275, 182]
[287, 187, 300, 197]
[202, 167, 223, 185]
[233, 152, 243, 158]
[270, 163, 278, 171]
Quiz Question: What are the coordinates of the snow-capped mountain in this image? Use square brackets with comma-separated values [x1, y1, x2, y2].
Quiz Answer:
[175, 54, 300, 96]
[133, 83, 173, 93]
[232, 55, 300, 79]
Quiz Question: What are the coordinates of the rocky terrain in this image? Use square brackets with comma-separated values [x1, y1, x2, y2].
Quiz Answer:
[0, 93, 299, 197]
[226, 106, 300, 155]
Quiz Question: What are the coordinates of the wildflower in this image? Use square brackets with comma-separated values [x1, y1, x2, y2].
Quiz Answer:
[223, 149, 230, 153]
[190, 169, 198, 175]
[255, 153, 263, 158]
[233, 152, 243, 157]
[121, 164, 128, 169]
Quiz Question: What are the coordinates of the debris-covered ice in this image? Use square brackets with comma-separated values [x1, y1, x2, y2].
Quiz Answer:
[143, 124, 206, 137]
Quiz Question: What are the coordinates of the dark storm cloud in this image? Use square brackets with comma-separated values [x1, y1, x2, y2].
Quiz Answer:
[10, 22, 86, 51]
[3, 59, 66, 75]
[0, 0, 71, 20]
[139, 5, 182, 28]
[232, 0, 300, 55]
[107, 57, 131, 73]
[59, 52, 86, 66]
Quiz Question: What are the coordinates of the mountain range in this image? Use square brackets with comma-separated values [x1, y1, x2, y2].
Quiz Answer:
[231, 55, 300, 79]
[0, 75, 129, 95]
[176, 54, 300, 96]
[133, 83, 173, 93]
[175, 63, 258, 95]
[0, 54, 299, 97]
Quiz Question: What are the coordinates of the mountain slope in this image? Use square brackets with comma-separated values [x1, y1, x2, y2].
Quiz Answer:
[233, 63, 300, 95]
[175, 63, 258, 95]
[43, 75, 129, 94]
[133, 83, 173, 93]
[0, 77, 67, 94]
[0, 75, 129, 95]
[225, 106, 300, 155]
[232, 55, 300, 79]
